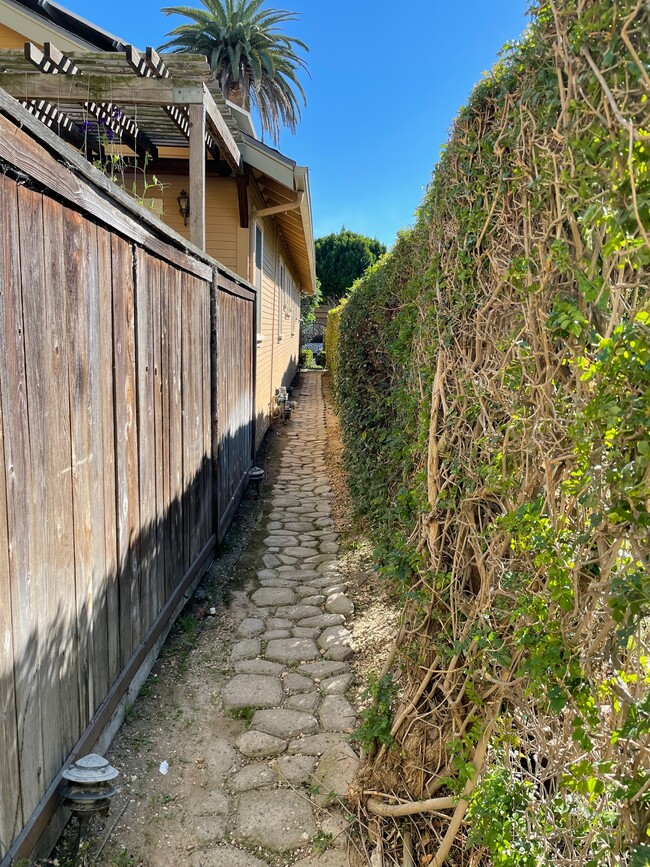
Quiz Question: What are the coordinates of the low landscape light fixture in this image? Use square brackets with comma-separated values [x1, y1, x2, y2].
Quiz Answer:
[60, 753, 119, 837]
[248, 466, 266, 498]
[177, 189, 190, 226]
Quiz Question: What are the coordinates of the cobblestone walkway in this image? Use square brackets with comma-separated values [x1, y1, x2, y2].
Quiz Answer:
[214, 374, 361, 866]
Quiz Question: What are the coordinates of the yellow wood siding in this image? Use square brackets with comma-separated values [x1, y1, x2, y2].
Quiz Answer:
[0, 22, 27, 48]
[252, 204, 301, 448]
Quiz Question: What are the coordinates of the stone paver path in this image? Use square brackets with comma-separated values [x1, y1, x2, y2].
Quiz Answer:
[217, 374, 361, 866]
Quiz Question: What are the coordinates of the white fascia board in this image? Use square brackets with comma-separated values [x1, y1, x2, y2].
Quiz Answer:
[294, 165, 316, 295]
[241, 138, 295, 190]
[0, 0, 109, 50]
[225, 100, 257, 138]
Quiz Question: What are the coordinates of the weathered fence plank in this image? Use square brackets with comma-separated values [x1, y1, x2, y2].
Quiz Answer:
[40, 198, 79, 770]
[112, 234, 140, 668]
[15, 185, 47, 814]
[151, 257, 165, 624]
[136, 249, 157, 636]
[96, 227, 120, 688]
[0, 177, 22, 856]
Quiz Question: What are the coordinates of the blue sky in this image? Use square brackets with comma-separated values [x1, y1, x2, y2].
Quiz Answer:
[62, 0, 530, 248]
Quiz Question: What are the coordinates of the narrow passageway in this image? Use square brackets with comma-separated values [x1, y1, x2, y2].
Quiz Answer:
[92, 372, 364, 867]
[222, 371, 361, 865]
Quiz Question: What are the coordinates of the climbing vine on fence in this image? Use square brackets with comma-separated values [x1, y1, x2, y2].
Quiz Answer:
[330, 1, 650, 864]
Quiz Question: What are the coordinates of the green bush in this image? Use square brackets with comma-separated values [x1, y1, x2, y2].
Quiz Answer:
[334, 1, 650, 863]
[299, 348, 314, 368]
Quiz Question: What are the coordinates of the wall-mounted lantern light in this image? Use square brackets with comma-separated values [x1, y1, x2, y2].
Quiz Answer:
[177, 189, 190, 226]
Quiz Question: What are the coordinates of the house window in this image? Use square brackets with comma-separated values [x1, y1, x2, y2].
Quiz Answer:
[291, 279, 297, 336]
[278, 262, 285, 339]
[254, 224, 263, 338]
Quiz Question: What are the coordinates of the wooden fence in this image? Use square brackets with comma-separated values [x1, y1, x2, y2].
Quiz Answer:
[0, 92, 255, 861]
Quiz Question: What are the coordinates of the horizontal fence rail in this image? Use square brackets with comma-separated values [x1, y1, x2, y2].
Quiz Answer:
[0, 90, 255, 862]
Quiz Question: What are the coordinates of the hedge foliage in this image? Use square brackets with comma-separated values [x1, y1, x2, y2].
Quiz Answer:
[331, 1, 650, 864]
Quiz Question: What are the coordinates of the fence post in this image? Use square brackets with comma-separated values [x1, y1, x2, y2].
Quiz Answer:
[210, 268, 219, 542]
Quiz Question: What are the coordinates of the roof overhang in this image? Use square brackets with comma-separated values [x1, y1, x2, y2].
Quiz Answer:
[243, 134, 316, 295]
[0, 0, 126, 51]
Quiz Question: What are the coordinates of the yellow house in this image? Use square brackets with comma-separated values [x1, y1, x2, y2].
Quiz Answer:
[0, 0, 316, 447]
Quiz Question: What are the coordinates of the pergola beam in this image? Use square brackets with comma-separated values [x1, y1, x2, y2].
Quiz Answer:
[24, 41, 79, 75]
[84, 101, 159, 161]
[188, 103, 206, 250]
[0, 71, 205, 104]
[203, 84, 242, 175]
[20, 99, 85, 149]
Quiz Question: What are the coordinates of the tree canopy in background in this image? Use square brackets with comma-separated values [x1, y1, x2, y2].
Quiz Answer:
[315, 229, 386, 303]
[159, 0, 308, 144]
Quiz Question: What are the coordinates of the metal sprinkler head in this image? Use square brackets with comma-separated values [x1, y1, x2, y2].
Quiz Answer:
[60, 754, 119, 820]
[248, 466, 266, 498]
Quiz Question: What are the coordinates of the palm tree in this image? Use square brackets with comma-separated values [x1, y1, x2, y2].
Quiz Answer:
[159, 0, 308, 143]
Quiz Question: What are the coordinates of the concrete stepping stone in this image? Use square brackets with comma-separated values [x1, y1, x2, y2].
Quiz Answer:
[229, 762, 277, 792]
[320, 542, 339, 553]
[286, 692, 320, 714]
[236, 730, 287, 758]
[277, 570, 321, 581]
[276, 604, 322, 620]
[312, 741, 360, 807]
[293, 626, 321, 639]
[302, 595, 325, 606]
[297, 613, 345, 629]
[251, 587, 297, 606]
[318, 626, 353, 651]
[327, 644, 355, 662]
[284, 673, 314, 694]
[319, 695, 358, 732]
[325, 593, 354, 617]
[231, 639, 261, 662]
[257, 577, 297, 588]
[267, 617, 293, 629]
[283, 546, 323, 558]
[266, 637, 319, 663]
[272, 496, 302, 507]
[236, 789, 316, 851]
[222, 675, 284, 710]
[284, 522, 318, 532]
[251, 708, 319, 739]
[205, 738, 240, 777]
[263, 553, 281, 568]
[320, 673, 354, 695]
[261, 629, 292, 640]
[323, 583, 347, 596]
[273, 754, 317, 785]
[287, 733, 349, 756]
[235, 659, 285, 676]
[238, 618, 265, 638]
[264, 535, 299, 546]
[299, 661, 349, 679]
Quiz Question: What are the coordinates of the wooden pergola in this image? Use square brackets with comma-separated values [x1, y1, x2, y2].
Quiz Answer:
[0, 43, 245, 250]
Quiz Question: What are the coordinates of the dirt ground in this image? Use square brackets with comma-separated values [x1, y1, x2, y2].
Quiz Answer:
[46, 373, 398, 867]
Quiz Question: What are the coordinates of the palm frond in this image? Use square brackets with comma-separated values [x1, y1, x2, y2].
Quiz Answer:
[159, 0, 308, 142]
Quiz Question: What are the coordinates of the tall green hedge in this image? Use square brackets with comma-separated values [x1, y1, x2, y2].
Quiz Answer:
[334, 1, 650, 864]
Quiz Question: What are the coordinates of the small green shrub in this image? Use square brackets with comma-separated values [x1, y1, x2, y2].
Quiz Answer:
[299, 348, 314, 368]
